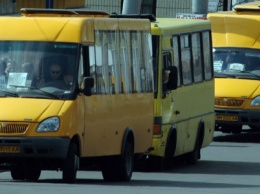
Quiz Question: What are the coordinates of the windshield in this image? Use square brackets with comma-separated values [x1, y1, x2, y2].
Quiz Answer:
[0, 41, 80, 99]
[213, 48, 260, 79]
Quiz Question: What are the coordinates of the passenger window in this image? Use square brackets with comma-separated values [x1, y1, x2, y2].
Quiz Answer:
[180, 34, 192, 85]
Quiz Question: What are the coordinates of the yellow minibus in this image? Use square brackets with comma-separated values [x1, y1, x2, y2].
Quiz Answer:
[0, 8, 154, 183]
[208, 2, 260, 133]
[146, 18, 215, 170]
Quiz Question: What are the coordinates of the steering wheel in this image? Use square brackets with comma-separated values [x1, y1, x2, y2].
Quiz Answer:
[41, 80, 68, 90]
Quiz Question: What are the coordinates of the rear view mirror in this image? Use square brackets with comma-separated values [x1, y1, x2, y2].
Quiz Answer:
[81, 77, 94, 96]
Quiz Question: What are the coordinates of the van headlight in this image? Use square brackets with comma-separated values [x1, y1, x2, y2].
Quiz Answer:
[250, 96, 260, 106]
[36, 117, 60, 132]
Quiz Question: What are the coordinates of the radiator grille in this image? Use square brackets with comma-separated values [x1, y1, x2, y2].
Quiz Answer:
[215, 98, 245, 107]
[0, 123, 29, 134]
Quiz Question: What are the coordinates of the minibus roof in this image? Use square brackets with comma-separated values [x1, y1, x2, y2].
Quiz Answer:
[0, 8, 151, 44]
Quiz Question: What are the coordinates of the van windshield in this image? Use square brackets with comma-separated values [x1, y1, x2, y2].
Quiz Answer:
[0, 41, 80, 99]
[213, 48, 260, 79]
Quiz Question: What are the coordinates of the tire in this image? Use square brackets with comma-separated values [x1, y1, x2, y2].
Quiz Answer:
[62, 142, 79, 183]
[147, 133, 175, 171]
[147, 155, 165, 171]
[231, 125, 242, 134]
[185, 138, 200, 165]
[10, 167, 25, 181]
[118, 142, 134, 181]
[25, 168, 41, 181]
[102, 142, 134, 182]
[164, 133, 176, 170]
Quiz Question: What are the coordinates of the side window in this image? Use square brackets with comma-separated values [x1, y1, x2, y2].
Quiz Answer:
[202, 30, 213, 80]
[180, 34, 192, 85]
[172, 36, 181, 86]
[95, 30, 112, 94]
[131, 31, 142, 93]
[89, 46, 96, 94]
[120, 31, 132, 93]
[108, 31, 121, 94]
[191, 32, 203, 82]
[90, 30, 153, 95]
[142, 32, 154, 92]
[78, 48, 84, 90]
[162, 52, 172, 86]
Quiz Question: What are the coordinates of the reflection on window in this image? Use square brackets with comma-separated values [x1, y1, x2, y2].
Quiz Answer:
[202, 31, 213, 80]
[192, 33, 203, 82]
[180, 34, 192, 85]
[0, 41, 78, 97]
[91, 30, 153, 95]
[171, 30, 213, 87]
[172, 36, 181, 86]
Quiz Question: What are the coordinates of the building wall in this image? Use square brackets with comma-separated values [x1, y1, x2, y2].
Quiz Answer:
[86, 0, 192, 17]
[0, 0, 16, 15]
[86, 0, 121, 14]
[0, 0, 85, 15]
[1, 0, 257, 17]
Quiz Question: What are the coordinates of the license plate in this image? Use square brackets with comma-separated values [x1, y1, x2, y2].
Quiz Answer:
[0, 146, 20, 153]
[216, 115, 238, 121]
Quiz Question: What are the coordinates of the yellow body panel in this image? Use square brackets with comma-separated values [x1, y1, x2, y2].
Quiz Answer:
[0, 17, 95, 43]
[207, 13, 260, 48]
[82, 94, 153, 156]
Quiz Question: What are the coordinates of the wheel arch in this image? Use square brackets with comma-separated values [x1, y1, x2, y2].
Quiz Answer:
[70, 134, 81, 156]
[197, 120, 205, 149]
[165, 126, 177, 157]
[121, 127, 135, 155]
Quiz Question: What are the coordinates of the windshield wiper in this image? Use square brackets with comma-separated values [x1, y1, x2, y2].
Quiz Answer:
[241, 71, 260, 78]
[0, 89, 19, 97]
[8, 85, 60, 99]
[214, 72, 236, 78]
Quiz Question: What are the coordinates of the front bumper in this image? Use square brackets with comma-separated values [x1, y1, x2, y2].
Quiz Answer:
[215, 108, 260, 127]
[0, 137, 70, 159]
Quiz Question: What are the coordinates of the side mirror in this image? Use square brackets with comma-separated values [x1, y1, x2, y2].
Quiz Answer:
[165, 66, 178, 91]
[81, 77, 94, 96]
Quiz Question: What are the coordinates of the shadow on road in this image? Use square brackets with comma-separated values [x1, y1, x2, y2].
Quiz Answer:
[213, 132, 260, 143]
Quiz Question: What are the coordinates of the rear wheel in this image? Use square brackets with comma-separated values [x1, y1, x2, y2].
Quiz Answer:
[62, 142, 79, 183]
[185, 138, 200, 165]
[102, 142, 134, 182]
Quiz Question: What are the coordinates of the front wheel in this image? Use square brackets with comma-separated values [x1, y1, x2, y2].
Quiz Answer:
[10, 167, 25, 181]
[62, 142, 79, 183]
[25, 168, 41, 181]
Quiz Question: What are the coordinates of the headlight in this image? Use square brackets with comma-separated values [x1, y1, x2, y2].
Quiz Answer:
[250, 96, 260, 106]
[36, 117, 60, 132]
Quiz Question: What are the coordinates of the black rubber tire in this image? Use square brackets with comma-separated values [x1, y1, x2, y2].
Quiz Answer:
[25, 168, 41, 181]
[117, 142, 134, 181]
[185, 139, 200, 165]
[102, 142, 134, 182]
[62, 142, 79, 183]
[10, 167, 25, 181]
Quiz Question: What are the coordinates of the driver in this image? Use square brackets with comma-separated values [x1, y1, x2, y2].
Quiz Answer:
[39, 62, 68, 89]
[50, 63, 63, 81]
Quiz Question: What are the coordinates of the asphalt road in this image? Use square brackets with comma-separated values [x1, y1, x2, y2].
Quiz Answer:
[0, 131, 260, 194]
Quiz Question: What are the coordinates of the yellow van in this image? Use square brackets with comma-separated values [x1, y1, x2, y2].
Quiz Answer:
[0, 9, 154, 183]
[208, 1, 260, 133]
[146, 18, 215, 170]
